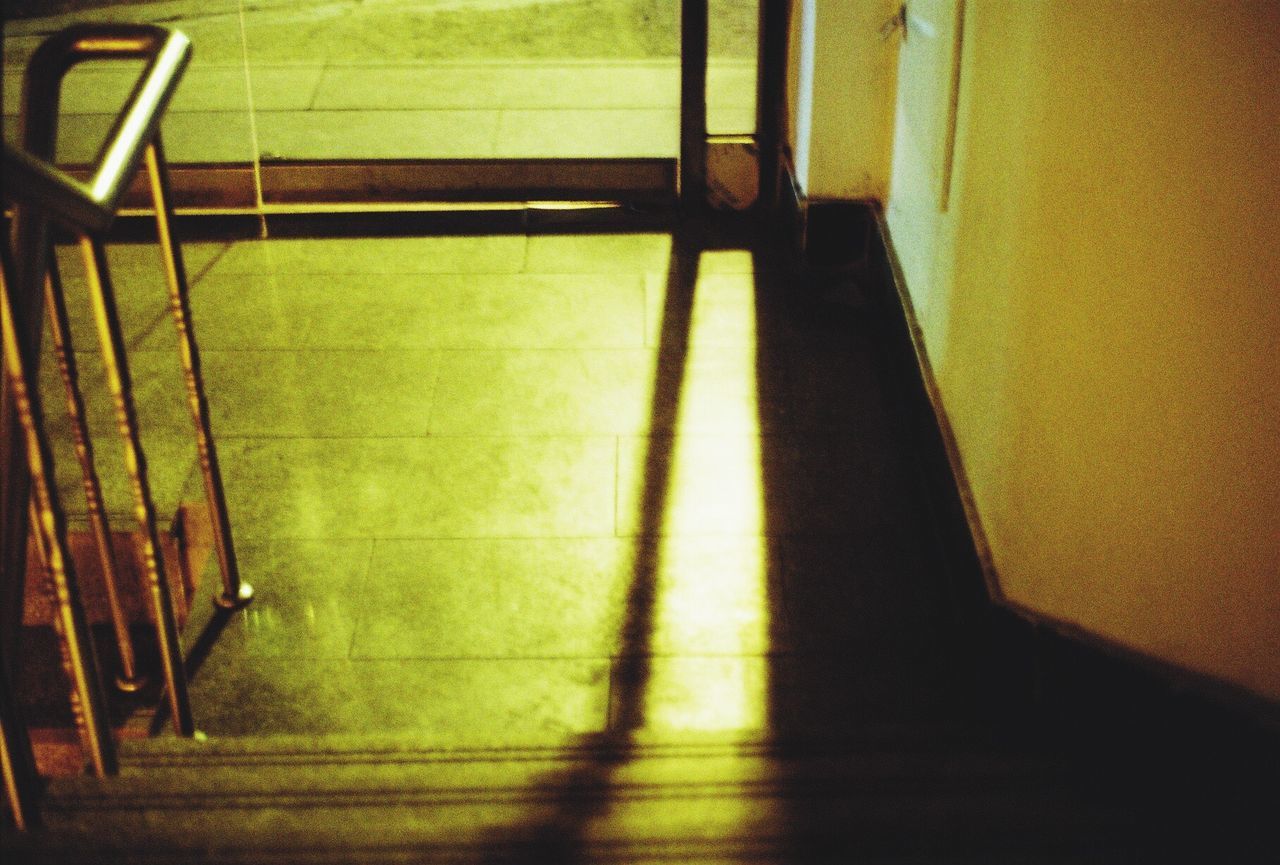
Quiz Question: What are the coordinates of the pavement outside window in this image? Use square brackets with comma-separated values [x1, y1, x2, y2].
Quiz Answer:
[3, 0, 758, 163]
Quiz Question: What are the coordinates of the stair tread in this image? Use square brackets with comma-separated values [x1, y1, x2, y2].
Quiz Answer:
[117, 721, 1028, 759]
[26, 769, 1135, 865]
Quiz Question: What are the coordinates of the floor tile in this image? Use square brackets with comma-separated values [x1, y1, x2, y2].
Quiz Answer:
[51, 429, 197, 525]
[174, 65, 323, 112]
[429, 344, 784, 437]
[707, 105, 759, 136]
[763, 434, 919, 536]
[524, 233, 674, 274]
[207, 236, 527, 275]
[780, 534, 949, 654]
[203, 349, 440, 437]
[21, 230, 958, 745]
[296, 275, 645, 350]
[177, 272, 310, 351]
[616, 432, 907, 538]
[187, 538, 374, 659]
[46, 241, 230, 354]
[175, 271, 646, 353]
[255, 109, 501, 159]
[312, 62, 678, 110]
[39, 350, 192, 440]
[765, 650, 976, 732]
[633, 534, 786, 656]
[692, 248, 759, 275]
[646, 272, 764, 348]
[215, 436, 617, 539]
[494, 109, 677, 158]
[187, 655, 611, 740]
[351, 535, 788, 661]
[781, 338, 894, 434]
[430, 349, 654, 436]
[616, 434, 768, 537]
[4, 64, 317, 116]
[672, 341, 790, 433]
[351, 537, 633, 660]
[611, 655, 770, 732]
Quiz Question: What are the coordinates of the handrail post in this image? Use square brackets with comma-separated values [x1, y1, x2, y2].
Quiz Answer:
[1, 249, 118, 778]
[1, 621, 42, 830]
[144, 136, 252, 610]
[680, 0, 709, 211]
[42, 254, 146, 692]
[1, 23, 223, 827]
[79, 236, 194, 737]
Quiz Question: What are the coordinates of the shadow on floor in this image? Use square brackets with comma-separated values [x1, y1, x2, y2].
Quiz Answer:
[456, 216, 999, 859]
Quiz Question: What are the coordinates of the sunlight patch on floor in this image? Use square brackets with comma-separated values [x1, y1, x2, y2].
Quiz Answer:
[638, 248, 770, 731]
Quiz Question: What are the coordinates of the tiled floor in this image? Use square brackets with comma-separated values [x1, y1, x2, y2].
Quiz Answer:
[42, 230, 965, 748]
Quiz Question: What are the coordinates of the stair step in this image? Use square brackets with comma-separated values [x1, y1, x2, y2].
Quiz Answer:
[116, 723, 1030, 765]
[4, 729, 1140, 864]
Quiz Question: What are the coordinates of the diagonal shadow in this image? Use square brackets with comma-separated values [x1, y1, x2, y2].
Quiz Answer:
[471, 224, 702, 862]
[751, 218, 1003, 857]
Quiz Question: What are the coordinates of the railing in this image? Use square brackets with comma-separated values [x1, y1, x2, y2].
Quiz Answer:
[1, 24, 252, 830]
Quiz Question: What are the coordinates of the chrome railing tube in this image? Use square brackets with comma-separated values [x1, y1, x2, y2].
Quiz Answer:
[144, 137, 252, 610]
[6, 27, 195, 619]
[2, 253, 118, 778]
[18, 25, 192, 224]
[1, 24, 216, 826]
[79, 237, 194, 737]
[0, 664, 40, 830]
[42, 257, 146, 692]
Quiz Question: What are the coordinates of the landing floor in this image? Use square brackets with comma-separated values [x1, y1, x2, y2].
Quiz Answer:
[45, 227, 969, 745]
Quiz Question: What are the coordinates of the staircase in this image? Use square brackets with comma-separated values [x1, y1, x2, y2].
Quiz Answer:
[10, 724, 1147, 864]
[7, 220, 1278, 862]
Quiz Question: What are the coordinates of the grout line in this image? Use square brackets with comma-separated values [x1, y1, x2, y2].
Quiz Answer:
[422, 348, 444, 436]
[215, 432, 790, 440]
[232, 534, 789, 543]
[304, 60, 329, 112]
[190, 242, 235, 287]
[215, 432, 641, 441]
[613, 436, 622, 538]
[604, 653, 617, 731]
[334, 652, 789, 664]
[234, 0, 269, 238]
[227, 533, 796, 547]
[347, 539, 378, 661]
[515, 221, 531, 273]
[489, 108, 507, 161]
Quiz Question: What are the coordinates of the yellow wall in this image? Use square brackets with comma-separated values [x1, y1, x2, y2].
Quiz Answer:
[786, 0, 900, 198]
[886, 0, 1280, 701]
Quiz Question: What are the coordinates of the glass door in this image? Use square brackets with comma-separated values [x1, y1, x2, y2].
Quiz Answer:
[4, 1, 768, 209]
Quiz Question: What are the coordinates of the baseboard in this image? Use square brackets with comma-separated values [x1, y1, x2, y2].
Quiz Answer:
[776, 156, 873, 307]
[866, 208, 1280, 738]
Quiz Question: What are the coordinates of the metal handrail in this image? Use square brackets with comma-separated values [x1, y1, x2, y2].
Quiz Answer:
[2, 24, 250, 830]
[15, 25, 191, 231]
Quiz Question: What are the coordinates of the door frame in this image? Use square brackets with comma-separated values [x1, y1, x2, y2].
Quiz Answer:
[121, 1, 790, 216]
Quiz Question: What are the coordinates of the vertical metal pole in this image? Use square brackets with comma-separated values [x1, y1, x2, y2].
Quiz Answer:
[756, 0, 791, 214]
[680, 0, 709, 210]
[78, 235, 193, 737]
[1, 254, 117, 776]
[0, 672, 39, 830]
[143, 137, 252, 611]
[42, 256, 146, 692]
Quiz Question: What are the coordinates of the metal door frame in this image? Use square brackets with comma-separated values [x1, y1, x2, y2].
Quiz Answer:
[78, 1, 791, 217]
